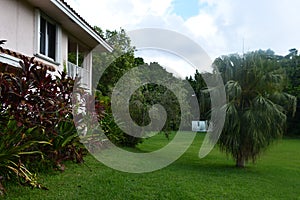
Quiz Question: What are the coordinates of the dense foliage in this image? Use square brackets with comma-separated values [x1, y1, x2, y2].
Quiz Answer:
[186, 70, 211, 120]
[280, 49, 300, 135]
[91, 28, 145, 147]
[92, 28, 191, 146]
[0, 55, 85, 194]
[213, 50, 296, 167]
[187, 49, 300, 138]
[129, 62, 191, 132]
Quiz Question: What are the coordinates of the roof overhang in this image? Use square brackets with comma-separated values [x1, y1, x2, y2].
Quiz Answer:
[0, 47, 56, 72]
[26, 0, 113, 52]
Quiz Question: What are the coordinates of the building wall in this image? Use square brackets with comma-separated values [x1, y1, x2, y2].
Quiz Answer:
[60, 30, 69, 72]
[0, 0, 35, 55]
[0, 0, 100, 91]
[0, 0, 71, 72]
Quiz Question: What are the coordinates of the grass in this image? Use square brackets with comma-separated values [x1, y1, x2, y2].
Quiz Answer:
[3, 132, 300, 200]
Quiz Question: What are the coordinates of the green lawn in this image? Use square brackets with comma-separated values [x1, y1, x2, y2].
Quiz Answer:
[3, 132, 300, 200]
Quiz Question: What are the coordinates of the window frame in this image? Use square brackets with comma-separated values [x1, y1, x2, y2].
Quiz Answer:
[35, 9, 61, 65]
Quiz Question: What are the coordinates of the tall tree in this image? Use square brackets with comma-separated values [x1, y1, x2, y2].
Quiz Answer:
[91, 27, 189, 145]
[92, 27, 139, 96]
[186, 70, 211, 120]
[214, 50, 296, 167]
[281, 48, 300, 135]
[129, 62, 191, 132]
[91, 27, 148, 146]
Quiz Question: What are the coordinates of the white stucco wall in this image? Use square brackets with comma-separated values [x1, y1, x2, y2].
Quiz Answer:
[60, 30, 69, 71]
[0, 0, 72, 73]
[0, 0, 35, 55]
[0, 0, 105, 92]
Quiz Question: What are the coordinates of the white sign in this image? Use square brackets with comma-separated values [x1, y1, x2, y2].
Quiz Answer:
[192, 121, 207, 132]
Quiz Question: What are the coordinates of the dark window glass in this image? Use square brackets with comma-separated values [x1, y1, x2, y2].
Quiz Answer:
[39, 16, 56, 60]
[40, 17, 46, 55]
[47, 22, 56, 60]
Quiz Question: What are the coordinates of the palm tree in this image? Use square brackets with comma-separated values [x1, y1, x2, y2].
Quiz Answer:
[213, 50, 296, 167]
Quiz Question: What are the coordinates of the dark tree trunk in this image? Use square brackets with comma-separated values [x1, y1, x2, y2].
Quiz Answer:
[236, 155, 245, 168]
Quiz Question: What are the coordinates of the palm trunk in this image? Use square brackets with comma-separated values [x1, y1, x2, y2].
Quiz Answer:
[236, 155, 245, 168]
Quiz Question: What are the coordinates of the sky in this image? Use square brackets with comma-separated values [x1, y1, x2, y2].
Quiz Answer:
[65, 0, 300, 77]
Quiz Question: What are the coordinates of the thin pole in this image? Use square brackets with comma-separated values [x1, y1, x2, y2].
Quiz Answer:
[76, 43, 79, 66]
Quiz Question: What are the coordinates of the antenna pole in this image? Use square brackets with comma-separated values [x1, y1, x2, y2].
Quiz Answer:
[242, 37, 245, 56]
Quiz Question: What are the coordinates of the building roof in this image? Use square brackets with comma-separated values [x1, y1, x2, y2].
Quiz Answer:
[0, 47, 56, 72]
[27, 0, 113, 52]
[59, 0, 102, 39]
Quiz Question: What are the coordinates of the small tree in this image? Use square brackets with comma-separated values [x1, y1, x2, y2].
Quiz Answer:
[214, 50, 296, 167]
[186, 70, 211, 120]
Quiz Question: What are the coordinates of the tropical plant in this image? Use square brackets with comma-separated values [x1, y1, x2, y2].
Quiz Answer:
[213, 50, 296, 167]
[0, 52, 86, 176]
[0, 119, 49, 195]
[46, 119, 85, 171]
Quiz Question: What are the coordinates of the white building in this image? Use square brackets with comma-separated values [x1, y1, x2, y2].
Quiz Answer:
[0, 0, 112, 90]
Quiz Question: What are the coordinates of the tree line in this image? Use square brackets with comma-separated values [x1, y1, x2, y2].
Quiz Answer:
[94, 27, 299, 168]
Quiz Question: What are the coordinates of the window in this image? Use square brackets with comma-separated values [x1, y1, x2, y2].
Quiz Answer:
[35, 9, 61, 63]
[39, 16, 56, 60]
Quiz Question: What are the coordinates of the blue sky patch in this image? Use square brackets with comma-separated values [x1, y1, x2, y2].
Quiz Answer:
[172, 0, 200, 20]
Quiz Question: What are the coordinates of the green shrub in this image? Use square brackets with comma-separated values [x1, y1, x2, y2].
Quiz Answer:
[0, 55, 85, 193]
[100, 110, 143, 148]
[0, 118, 49, 195]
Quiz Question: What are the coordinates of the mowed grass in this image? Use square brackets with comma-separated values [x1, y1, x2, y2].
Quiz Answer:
[3, 132, 300, 200]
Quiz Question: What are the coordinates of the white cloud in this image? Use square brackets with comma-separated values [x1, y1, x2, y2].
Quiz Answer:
[66, 0, 173, 30]
[201, 0, 300, 56]
[184, 14, 217, 38]
[135, 50, 197, 79]
[66, 0, 300, 60]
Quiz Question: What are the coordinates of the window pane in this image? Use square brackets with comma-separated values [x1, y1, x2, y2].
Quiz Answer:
[40, 17, 46, 55]
[47, 21, 56, 60]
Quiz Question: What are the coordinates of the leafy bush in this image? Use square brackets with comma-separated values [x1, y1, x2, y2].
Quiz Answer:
[0, 118, 49, 194]
[0, 55, 85, 193]
[100, 112, 143, 147]
[97, 97, 143, 148]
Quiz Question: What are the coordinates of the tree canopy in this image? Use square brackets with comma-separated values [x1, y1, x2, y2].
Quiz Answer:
[92, 27, 191, 146]
[213, 50, 296, 167]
